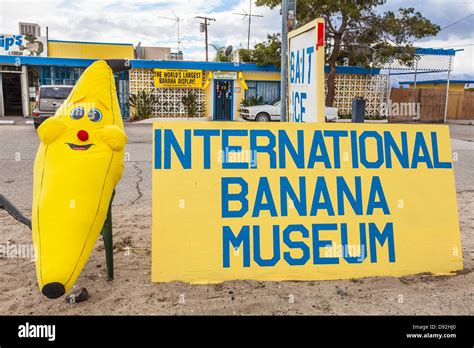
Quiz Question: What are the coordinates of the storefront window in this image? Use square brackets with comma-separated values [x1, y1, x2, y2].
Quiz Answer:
[39, 66, 85, 85]
[39, 66, 129, 118]
[245, 80, 281, 104]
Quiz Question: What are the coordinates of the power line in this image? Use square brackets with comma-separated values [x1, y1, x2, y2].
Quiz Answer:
[440, 13, 474, 31]
[411, 13, 474, 43]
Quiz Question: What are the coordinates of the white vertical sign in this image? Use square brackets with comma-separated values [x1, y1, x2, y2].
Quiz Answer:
[288, 19, 325, 123]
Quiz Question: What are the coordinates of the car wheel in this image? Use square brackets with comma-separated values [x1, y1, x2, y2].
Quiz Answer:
[256, 113, 270, 122]
[34, 122, 39, 130]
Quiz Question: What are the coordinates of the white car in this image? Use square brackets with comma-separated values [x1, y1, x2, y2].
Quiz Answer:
[240, 99, 339, 122]
[240, 99, 281, 122]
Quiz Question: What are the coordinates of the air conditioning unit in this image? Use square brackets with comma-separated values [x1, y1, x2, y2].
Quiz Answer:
[19, 22, 41, 37]
[170, 51, 184, 61]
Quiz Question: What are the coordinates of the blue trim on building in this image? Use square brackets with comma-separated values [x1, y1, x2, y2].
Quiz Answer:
[0, 55, 279, 71]
[415, 48, 457, 56]
[0, 55, 381, 74]
[130, 60, 280, 71]
[0, 55, 96, 67]
[400, 79, 474, 85]
[48, 39, 134, 46]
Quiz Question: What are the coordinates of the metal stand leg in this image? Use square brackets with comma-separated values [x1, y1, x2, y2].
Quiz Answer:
[101, 191, 115, 280]
[0, 194, 32, 229]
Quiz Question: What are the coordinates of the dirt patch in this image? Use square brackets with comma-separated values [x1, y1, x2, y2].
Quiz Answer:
[0, 192, 473, 315]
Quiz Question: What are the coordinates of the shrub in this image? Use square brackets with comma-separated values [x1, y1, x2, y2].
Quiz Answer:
[241, 96, 265, 107]
[129, 90, 159, 120]
[181, 91, 205, 118]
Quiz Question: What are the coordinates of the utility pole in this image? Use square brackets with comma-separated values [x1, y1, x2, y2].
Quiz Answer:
[233, 0, 263, 50]
[280, 0, 289, 122]
[443, 55, 453, 124]
[280, 0, 297, 122]
[195, 16, 216, 61]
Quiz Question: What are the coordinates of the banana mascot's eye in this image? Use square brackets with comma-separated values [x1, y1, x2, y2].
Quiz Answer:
[88, 108, 102, 122]
[71, 107, 85, 120]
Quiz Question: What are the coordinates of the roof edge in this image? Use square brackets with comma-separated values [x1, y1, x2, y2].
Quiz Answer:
[48, 39, 134, 46]
[0, 55, 380, 75]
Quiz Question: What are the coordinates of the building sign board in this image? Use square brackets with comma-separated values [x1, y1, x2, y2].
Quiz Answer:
[152, 122, 462, 283]
[153, 69, 203, 88]
[288, 18, 325, 123]
[214, 71, 237, 80]
[0, 34, 47, 56]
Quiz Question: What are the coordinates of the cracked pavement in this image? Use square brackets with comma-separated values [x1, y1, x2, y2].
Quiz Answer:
[0, 123, 153, 210]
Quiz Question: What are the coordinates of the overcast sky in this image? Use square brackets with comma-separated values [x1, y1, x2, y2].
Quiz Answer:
[0, 0, 472, 78]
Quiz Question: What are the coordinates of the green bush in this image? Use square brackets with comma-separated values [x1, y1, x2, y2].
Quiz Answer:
[241, 96, 265, 107]
[129, 90, 159, 120]
[181, 91, 205, 118]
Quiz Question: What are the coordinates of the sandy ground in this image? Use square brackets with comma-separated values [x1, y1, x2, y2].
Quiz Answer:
[0, 123, 473, 315]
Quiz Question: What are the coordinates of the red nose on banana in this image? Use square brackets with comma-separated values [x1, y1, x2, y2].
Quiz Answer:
[77, 130, 89, 141]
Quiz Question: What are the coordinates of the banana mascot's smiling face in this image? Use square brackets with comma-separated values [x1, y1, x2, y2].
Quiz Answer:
[33, 60, 127, 299]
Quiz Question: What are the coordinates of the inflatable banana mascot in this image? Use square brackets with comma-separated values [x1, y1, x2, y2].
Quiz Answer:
[32, 60, 127, 299]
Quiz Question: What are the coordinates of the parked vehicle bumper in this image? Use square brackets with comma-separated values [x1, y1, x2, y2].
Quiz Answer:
[32, 110, 55, 128]
[240, 112, 255, 120]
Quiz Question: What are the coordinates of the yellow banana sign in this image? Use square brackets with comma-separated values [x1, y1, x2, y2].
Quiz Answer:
[32, 60, 127, 299]
[202, 71, 213, 90]
[238, 71, 248, 90]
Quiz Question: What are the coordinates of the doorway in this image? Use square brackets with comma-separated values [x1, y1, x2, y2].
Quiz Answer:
[2, 73, 22, 116]
[214, 80, 233, 121]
